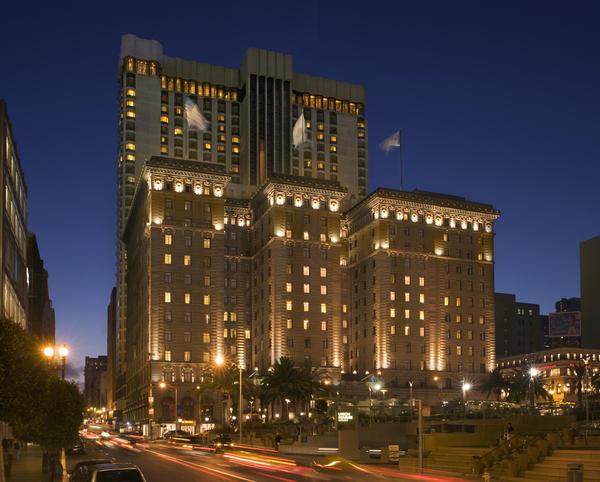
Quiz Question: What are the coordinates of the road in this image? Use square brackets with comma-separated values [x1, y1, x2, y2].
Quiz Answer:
[68, 437, 470, 482]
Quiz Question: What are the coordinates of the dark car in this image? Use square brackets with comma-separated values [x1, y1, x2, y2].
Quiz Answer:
[89, 463, 146, 482]
[209, 434, 233, 450]
[66, 438, 86, 455]
[162, 430, 190, 440]
[69, 459, 113, 482]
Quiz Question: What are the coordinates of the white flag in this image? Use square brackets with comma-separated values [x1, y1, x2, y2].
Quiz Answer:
[293, 112, 308, 148]
[380, 130, 401, 153]
[184, 96, 210, 132]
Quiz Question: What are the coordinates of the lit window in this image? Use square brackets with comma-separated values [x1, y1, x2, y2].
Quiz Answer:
[419, 277, 425, 286]
[320, 303, 327, 314]
[184, 351, 191, 362]
[126, 154, 135, 161]
[164, 292, 171, 303]
[232, 146, 240, 154]
[165, 350, 171, 361]
[317, 162, 325, 170]
[390, 325, 396, 335]
[303, 266, 310, 276]
[320, 267, 327, 277]
[390, 308, 396, 318]
[456, 297, 462, 307]
[164, 253, 172, 265]
[404, 275, 411, 285]
[404, 309, 410, 319]
[456, 346, 462, 356]
[126, 110, 136, 119]
[419, 294, 425, 304]
[203, 238, 211, 249]
[174, 127, 183, 136]
[320, 285, 327, 295]
[126, 143, 136, 151]
[286, 300, 293, 311]
[126, 99, 135, 108]
[306, 121, 312, 129]
[203, 294, 210, 305]
[203, 333, 210, 343]
[321, 321, 327, 331]
[286, 319, 293, 329]
[303, 283, 310, 294]
[232, 136, 240, 144]
[286, 283, 293, 293]
[184, 255, 192, 266]
[390, 291, 396, 301]
[303, 302, 310, 312]
[164, 234, 172, 245]
[419, 310, 425, 320]
[404, 326, 411, 336]
[184, 293, 191, 304]
[204, 142, 212, 150]
[329, 145, 337, 153]
[245, 329, 251, 339]
[303, 231, 310, 240]
[444, 296, 449, 306]
[420, 327, 425, 337]
[330, 135, 337, 143]
[160, 115, 169, 123]
[126, 88, 136, 97]
[303, 320, 310, 330]
[404, 292, 410, 302]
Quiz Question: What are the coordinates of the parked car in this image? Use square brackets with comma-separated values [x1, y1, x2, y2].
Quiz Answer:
[162, 430, 190, 440]
[66, 438, 86, 455]
[89, 463, 146, 482]
[69, 459, 112, 482]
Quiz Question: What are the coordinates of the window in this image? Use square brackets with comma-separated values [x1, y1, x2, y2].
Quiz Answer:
[320, 303, 327, 314]
[164, 292, 171, 303]
[164, 272, 172, 283]
[456, 297, 462, 307]
[184, 274, 191, 285]
[303, 283, 310, 294]
[165, 350, 172, 361]
[456, 346, 463, 356]
[404, 275, 411, 285]
[164, 234, 172, 245]
[303, 266, 310, 276]
[404, 292, 410, 302]
[303, 231, 310, 240]
[164, 253, 172, 265]
[203, 333, 211, 343]
[419, 276, 425, 286]
[184, 351, 191, 362]
[303, 302, 310, 312]
[286, 300, 293, 311]
[320, 285, 327, 295]
[303, 320, 310, 330]
[286, 319, 293, 329]
[390, 291, 396, 301]
[320, 267, 327, 277]
[184, 255, 192, 266]
[419, 294, 425, 304]
[184, 332, 192, 343]
[184, 293, 191, 304]
[404, 326, 411, 336]
[444, 296, 449, 306]
[390, 325, 396, 335]
[203, 238, 211, 249]
[204, 276, 211, 287]
[286, 283, 292, 293]
[203, 294, 210, 305]
[404, 309, 410, 319]
[419, 310, 425, 320]
[419, 327, 425, 336]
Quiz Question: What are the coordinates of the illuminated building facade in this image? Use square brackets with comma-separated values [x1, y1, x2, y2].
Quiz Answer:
[0, 100, 28, 329]
[114, 35, 366, 416]
[343, 189, 499, 390]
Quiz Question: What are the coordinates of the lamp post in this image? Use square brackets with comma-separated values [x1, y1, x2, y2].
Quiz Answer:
[214, 355, 244, 443]
[462, 381, 472, 403]
[159, 381, 179, 431]
[43, 344, 69, 379]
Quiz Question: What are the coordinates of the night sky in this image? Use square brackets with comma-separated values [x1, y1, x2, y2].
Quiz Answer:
[1, 1, 598, 376]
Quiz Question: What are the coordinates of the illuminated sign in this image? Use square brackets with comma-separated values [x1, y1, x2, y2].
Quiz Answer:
[549, 311, 581, 337]
[337, 411, 353, 422]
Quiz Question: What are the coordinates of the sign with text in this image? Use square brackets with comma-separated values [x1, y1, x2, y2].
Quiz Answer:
[337, 411, 354, 423]
[548, 311, 581, 337]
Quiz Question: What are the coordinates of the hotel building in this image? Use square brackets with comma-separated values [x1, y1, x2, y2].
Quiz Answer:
[116, 36, 500, 430]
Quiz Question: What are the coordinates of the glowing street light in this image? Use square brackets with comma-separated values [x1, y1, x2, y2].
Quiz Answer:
[214, 354, 224, 366]
[43, 346, 54, 358]
[43, 343, 69, 379]
[529, 367, 539, 378]
[462, 381, 472, 403]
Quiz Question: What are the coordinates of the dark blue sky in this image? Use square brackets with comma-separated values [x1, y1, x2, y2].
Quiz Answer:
[1, 1, 599, 373]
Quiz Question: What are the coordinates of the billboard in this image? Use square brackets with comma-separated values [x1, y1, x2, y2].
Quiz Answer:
[548, 311, 581, 337]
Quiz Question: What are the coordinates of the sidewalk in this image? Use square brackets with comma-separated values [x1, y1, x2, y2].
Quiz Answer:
[6, 444, 65, 482]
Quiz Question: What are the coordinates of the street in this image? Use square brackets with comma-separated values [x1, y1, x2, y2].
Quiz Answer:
[67, 438, 471, 482]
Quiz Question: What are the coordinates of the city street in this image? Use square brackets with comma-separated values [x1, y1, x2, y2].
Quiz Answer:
[66, 438, 471, 482]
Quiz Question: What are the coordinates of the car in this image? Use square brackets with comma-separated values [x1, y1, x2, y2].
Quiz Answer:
[162, 430, 190, 440]
[69, 459, 113, 482]
[209, 434, 233, 450]
[66, 438, 86, 455]
[89, 463, 146, 482]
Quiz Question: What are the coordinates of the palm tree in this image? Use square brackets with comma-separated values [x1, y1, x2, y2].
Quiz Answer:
[296, 358, 328, 412]
[572, 361, 587, 405]
[506, 368, 551, 407]
[260, 357, 300, 420]
[479, 368, 508, 401]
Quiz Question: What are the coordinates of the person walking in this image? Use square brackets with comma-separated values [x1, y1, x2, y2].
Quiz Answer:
[506, 422, 515, 440]
[274, 433, 282, 451]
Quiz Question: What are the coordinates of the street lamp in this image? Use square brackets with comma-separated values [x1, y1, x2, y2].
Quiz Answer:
[158, 381, 179, 431]
[43, 344, 69, 379]
[529, 367, 538, 409]
[214, 355, 244, 444]
[462, 381, 472, 403]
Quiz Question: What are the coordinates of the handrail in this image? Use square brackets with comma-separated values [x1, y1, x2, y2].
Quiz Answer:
[472, 433, 544, 474]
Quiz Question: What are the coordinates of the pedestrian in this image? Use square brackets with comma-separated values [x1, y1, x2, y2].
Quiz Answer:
[505, 422, 514, 441]
[13, 441, 20, 461]
[274, 433, 282, 451]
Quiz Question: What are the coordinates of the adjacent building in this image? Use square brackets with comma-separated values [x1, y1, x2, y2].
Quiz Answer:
[494, 293, 542, 357]
[84, 356, 108, 410]
[26, 233, 55, 343]
[106, 287, 117, 419]
[544, 297, 582, 349]
[581, 235, 600, 349]
[0, 100, 29, 329]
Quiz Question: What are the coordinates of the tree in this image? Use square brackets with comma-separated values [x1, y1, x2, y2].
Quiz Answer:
[572, 362, 587, 405]
[296, 359, 327, 412]
[479, 368, 508, 401]
[506, 368, 551, 407]
[260, 357, 301, 420]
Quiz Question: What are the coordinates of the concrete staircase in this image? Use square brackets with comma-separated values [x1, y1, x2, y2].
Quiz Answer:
[497, 449, 600, 482]
[423, 446, 489, 475]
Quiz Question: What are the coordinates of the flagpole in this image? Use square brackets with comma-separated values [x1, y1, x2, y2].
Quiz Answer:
[399, 129, 404, 191]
